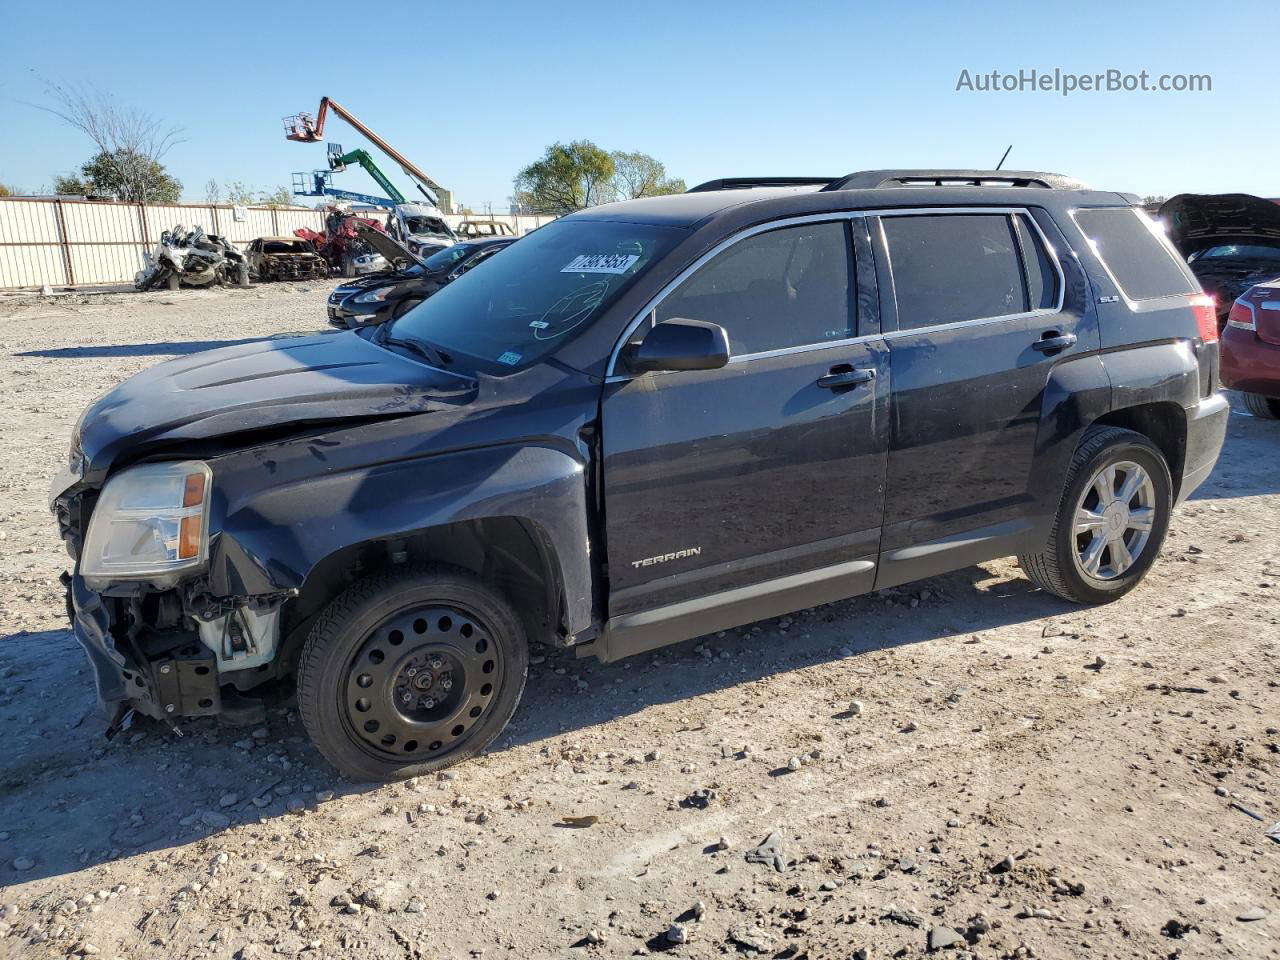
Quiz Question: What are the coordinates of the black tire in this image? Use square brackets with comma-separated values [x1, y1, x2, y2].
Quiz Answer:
[1242, 392, 1280, 420]
[340, 254, 355, 279]
[1018, 426, 1172, 605]
[392, 297, 423, 320]
[297, 565, 528, 781]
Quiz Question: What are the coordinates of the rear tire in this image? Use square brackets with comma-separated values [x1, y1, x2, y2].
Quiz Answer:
[297, 565, 528, 782]
[1242, 392, 1280, 419]
[1018, 426, 1172, 604]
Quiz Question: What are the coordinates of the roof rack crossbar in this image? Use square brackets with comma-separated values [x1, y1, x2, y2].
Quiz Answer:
[686, 177, 839, 193]
[823, 169, 1087, 192]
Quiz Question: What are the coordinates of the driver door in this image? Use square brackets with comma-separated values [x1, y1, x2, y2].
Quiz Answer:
[600, 217, 889, 652]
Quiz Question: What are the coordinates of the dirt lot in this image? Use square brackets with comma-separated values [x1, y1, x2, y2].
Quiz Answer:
[0, 285, 1276, 960]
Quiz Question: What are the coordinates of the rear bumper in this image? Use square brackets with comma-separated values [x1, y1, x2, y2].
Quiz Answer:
[1178, 392, 1229, 503]
[1221, 325, 1280, 396]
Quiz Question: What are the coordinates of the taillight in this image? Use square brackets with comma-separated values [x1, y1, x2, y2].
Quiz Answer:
[1189, 293, 1218, 343]
[1227, 298, 1257, 332]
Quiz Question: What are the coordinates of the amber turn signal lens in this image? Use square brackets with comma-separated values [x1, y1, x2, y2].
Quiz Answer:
[179, 514, 202, 560]
[183, 472, 206, 508]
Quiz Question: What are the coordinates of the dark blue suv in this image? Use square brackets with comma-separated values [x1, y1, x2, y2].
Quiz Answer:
[52, 170, 1228, 780]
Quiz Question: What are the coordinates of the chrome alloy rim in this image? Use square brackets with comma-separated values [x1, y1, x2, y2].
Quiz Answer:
[1073, 460, 1156, 580]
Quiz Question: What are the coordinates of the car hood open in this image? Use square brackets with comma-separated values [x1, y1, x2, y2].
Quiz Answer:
[75, 332, 475, 477]
[354, 222, 424, 269]
[1159, 193, 1280, 257]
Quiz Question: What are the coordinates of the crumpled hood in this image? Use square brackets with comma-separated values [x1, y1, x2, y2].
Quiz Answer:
[1159, 193, 1280, 257]
[76, 332, 475, 476]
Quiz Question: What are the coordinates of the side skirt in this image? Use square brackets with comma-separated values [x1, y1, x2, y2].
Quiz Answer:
[586, 559, 876, 663]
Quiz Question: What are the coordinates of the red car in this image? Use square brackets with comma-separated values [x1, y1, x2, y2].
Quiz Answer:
[1221, 278, 1280, 418]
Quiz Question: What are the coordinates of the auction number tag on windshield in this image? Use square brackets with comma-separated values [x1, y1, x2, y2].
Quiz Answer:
[561, 254, 640, 274]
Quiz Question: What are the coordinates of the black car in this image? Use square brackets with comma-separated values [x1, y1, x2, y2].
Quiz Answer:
[52, 169, 1227, 781]
[327, 234, 518, 329]
[1159, 193, 1280, 323]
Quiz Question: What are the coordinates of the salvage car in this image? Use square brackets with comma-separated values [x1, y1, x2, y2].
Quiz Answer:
[455, 219, 517, 239]
[135, 225, 249, 292]
[1221, 278, 1280, 419]
[244, 236, 329, 282]
[53, 169, 1227, 781]
[386, 202, 458, 258]
[1159, 193, 1280, 324]
[327, 235, 517, 328]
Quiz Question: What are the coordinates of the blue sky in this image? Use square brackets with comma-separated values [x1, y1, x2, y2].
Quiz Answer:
[0, 0, 1272, 207]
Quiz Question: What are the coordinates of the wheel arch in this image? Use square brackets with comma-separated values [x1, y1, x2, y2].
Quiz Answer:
[278, 515, 569, 680]
[1088, 402, 1187, 499]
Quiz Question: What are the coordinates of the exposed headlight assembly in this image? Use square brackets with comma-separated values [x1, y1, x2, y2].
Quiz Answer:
[81, 461, 211, 588]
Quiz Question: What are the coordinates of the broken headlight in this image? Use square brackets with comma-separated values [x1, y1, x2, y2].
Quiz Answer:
[81, 461, 212, 587]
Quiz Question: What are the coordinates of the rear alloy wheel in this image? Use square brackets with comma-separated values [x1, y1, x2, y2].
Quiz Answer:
[1019, 426, 1172, 604]
[297, 566, 527, 781]
[1242, 392, 1280, 420]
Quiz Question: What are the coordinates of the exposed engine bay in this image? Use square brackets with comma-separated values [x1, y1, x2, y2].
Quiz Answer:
[135, 224, 250, 292]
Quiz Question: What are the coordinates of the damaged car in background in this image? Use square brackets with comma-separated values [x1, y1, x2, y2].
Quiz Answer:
[326, 228, 517, 328]
[135, 225, 250, 292]
[1160, 193, 1280, 325]
[244, 236, 329, 282]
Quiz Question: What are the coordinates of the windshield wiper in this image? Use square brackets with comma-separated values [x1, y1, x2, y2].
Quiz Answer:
[382, 333, 453, 368]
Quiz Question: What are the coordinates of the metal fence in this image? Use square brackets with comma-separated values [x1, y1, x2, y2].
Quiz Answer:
[0, 198, 553, 289]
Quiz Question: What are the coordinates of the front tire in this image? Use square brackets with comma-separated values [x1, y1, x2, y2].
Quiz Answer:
[1019, 426, 1172, 604]
[1242, 392, 1280, 420]
[297, 566, 528, 781]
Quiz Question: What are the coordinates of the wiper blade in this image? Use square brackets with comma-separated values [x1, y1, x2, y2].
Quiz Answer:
[384, 334, 453, 368]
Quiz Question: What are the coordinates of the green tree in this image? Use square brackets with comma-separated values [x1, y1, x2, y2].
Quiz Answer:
[53, 173, 91, 195]
[57, 149, 182, 202]
[609, 151, 686, 200]
[257, 186, 294, 207]
[515, 141, 615, 214]
[0, 183, 11, 198]
[225, 181, 256, 206]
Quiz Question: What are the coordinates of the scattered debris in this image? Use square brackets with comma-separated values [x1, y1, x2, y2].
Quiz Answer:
[745, 832, 787, 872]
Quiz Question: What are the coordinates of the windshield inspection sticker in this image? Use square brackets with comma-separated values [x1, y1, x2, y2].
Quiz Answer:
[561, 253, 640, 274]
[496, 351, 522, 366]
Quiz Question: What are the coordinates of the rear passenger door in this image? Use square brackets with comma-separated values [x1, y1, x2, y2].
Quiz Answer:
[871, 209, 1089, 584]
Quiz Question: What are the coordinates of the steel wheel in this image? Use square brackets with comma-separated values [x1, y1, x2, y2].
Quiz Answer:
[1072, 460, 1155, 579]
[344, 605, 503, 761]
[298, 566, 528, 781]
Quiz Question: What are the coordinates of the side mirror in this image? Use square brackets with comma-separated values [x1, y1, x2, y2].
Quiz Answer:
[624, 318, 730, 373]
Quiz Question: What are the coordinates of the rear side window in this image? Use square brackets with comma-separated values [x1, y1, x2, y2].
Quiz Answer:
[1072, 207, 1198, 301]
[1013, 214, 1059, 310]
[655, 221, 852, 356]
[882, 214, 1028, 330]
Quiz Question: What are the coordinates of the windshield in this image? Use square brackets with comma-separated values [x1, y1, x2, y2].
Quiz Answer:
[405, 216, 452, 237]
[388, 219, 685, 372]
[1194, 244, 1280, 261]
[423, 243, 480, 271]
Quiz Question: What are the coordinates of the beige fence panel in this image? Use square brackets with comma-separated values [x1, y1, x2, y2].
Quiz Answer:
[0, 199, 559, 289]
[0, 200, 69, 287]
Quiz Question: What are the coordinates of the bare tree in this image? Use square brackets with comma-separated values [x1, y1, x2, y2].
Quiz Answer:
[39, 80, 185, 203]
[205, 179, 221, 204]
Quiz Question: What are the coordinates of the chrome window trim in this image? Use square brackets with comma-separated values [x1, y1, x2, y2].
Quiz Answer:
[1067, 206, 1199, 313]
[874, 207, 1067, 333]
[605, 212, 865, 380]
[604, 206, 1067, 380]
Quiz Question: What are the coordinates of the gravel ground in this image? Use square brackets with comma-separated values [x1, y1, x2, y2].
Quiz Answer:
[0, 285, 1276, 960]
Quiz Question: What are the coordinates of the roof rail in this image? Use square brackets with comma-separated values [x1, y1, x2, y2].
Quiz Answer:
[822, 169, 1088, 191]
[686, 176, 839, 193]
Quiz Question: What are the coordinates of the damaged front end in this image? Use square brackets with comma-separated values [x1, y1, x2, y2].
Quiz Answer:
[52, 457, 291, 730]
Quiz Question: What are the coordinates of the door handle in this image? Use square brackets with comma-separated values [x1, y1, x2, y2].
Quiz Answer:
[1032, 331, 1077, 353]
[817, 366, 876, 389]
